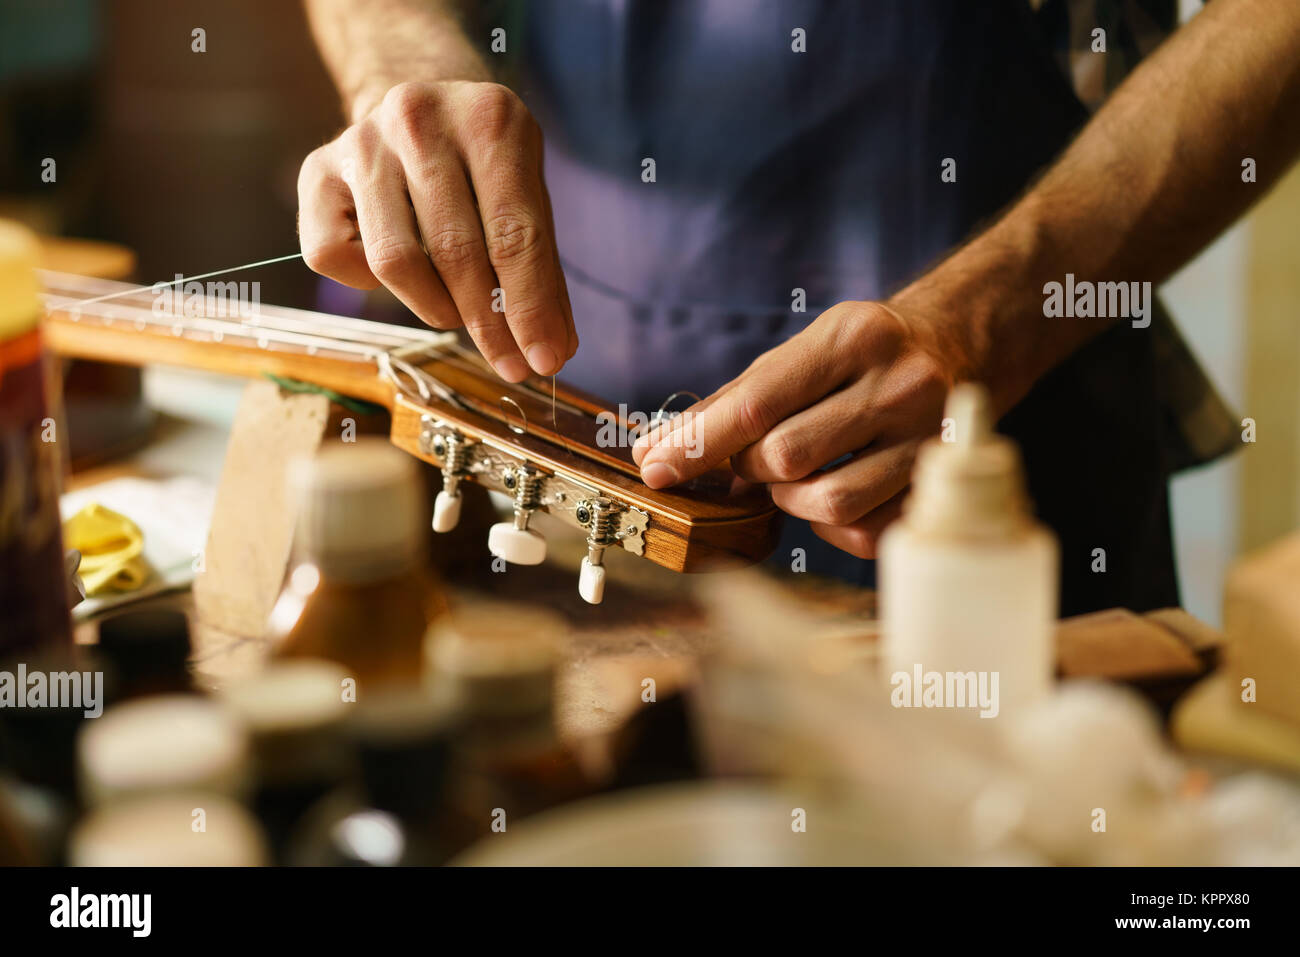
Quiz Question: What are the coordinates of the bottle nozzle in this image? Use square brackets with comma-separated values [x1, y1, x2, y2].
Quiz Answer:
[946, 382, 994, 450]
[906, 381, 1030, 536]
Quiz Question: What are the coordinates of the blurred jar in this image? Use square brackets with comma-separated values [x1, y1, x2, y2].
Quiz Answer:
[0, 646, 98, 864]
[427, 604, 593, 831]
[270, 439, 446, 691]
[0, 219, 71, 657]
[78, 695, 250, 807]
[218, 658, 353, 863]
[287, 690, 473, 866]
[69, 793, 268, 866]
[93, 606, 194, 705]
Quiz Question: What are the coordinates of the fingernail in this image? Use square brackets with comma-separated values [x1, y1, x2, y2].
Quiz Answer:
[495, 357, 529, 382]
[642, 461, 678, 489]
[526, 343, 558, 375]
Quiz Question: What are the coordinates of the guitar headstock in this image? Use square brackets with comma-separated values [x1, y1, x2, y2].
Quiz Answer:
[386, 349, 783, 603]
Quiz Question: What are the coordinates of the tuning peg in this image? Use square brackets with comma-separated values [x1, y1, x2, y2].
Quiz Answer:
[488, 465, 547, 565]
[576, 497, 618, 605]
[578, 556, 606, 604]
[488, 523, 547, 565]
[432, 490, 462, 532]
[429, 431, 471, 533]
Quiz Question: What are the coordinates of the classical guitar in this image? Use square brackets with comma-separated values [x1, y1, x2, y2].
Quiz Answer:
[38, 270, 782, 603]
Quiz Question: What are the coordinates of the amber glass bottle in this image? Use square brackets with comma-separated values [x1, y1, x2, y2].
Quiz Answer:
[270, 439, 446, 691]
[0, 220, 71, 657]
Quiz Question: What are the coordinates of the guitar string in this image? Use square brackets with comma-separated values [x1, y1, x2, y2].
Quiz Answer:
[53, 252, 674, 460]
[52, 253, 586, 450]
[63, 252, 308, 308]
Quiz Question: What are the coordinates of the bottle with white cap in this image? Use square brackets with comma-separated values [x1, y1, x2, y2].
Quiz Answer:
[878, 383, 1058, 717]
[270, 438, 447, 690]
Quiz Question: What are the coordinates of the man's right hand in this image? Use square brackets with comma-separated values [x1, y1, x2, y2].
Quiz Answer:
[297, 80, 576, 382]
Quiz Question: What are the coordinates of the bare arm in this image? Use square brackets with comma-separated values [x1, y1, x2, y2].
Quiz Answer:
[895, 0, 1300, 413]
[303, 0, 491, 120]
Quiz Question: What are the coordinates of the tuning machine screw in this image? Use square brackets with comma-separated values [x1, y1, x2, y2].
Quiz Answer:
[488, 465, 547, 565]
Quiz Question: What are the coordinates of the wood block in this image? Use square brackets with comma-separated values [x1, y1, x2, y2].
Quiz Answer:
[1144, 607, 1223, 656]
[1170, 673, 1300, 773]
[192, 380, 331, 640]
[1055, 608, 1203, 681]
[1224, 531, 1300, 725]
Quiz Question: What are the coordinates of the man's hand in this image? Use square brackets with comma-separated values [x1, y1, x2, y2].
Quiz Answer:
[632, 301, 956, 558]
[297, 80, 577, 382]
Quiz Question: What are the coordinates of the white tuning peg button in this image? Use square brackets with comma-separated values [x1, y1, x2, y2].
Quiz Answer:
[432, 490, 462, 533]
[488, 523, 547, 565]
[578, 557, 606, 605]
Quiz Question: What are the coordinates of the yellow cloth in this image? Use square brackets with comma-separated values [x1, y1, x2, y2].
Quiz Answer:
[62, 503, 151, 595]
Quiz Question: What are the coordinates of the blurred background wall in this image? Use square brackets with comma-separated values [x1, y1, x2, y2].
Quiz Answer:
[1161, 1, 1300, 626]
[0, 0, 342, 306]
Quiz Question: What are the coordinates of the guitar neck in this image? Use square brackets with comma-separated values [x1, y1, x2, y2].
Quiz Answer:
[39, 270, 782, 583]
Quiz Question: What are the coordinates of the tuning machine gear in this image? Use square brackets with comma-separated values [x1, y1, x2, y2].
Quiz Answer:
[429, 430, 473, 532]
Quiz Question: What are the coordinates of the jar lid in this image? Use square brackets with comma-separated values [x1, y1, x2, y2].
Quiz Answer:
[426, 603, 567, 678]
[219, 659, 350, 736]
[289, 439, 424, 580]
[78, 695, 249, 805]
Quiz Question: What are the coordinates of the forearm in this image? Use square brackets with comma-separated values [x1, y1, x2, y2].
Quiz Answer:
[303, 0, 491, 121]
[894, 0, 1300, 414]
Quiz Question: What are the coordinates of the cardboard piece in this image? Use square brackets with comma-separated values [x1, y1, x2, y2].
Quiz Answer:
[192, 380, 331, 639]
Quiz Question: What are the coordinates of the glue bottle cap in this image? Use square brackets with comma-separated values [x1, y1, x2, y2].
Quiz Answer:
[904, 383, 1032, 538]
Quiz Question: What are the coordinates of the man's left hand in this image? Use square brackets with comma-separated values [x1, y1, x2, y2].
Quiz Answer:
[632, 300, 959, 559]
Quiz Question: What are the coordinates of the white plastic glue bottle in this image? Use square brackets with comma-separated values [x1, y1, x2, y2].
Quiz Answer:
[879, 383, 1058, 717]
